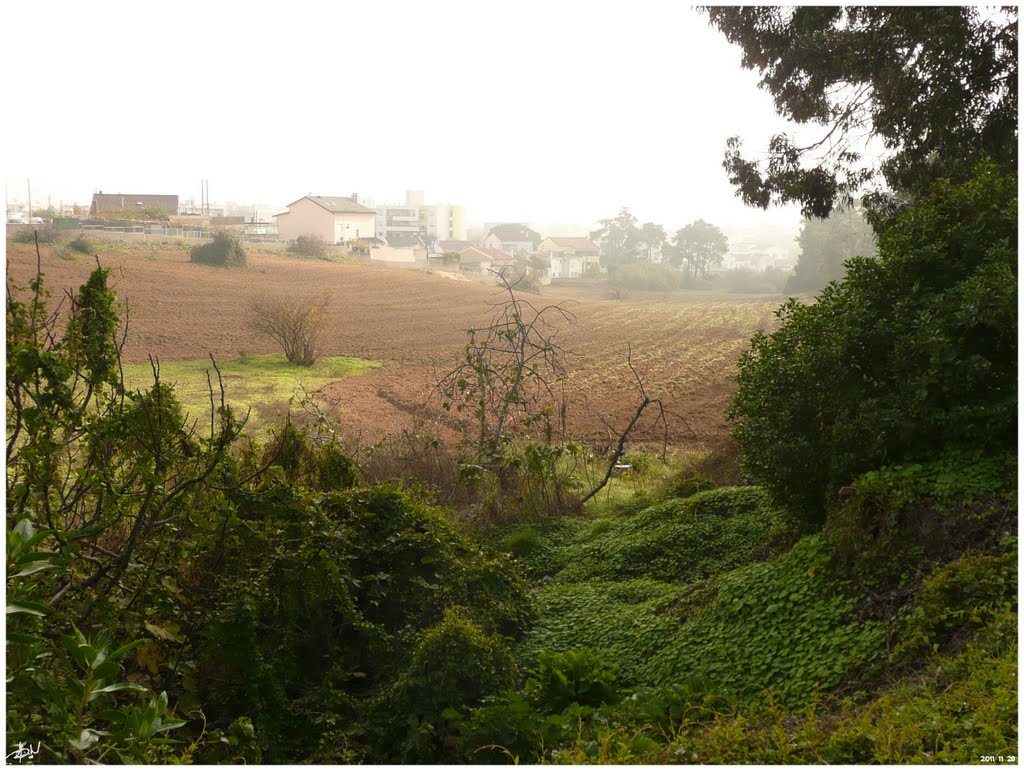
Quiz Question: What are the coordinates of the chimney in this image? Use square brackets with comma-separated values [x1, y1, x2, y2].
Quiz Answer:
[350, 193, 359, 203]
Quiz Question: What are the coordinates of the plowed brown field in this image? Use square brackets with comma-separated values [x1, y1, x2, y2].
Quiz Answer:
[6, 240, 782, 447]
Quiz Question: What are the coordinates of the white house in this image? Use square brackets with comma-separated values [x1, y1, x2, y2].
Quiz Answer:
[483, 223, 541, 257]
[537, 236, 602, 278]
[275, 195, 377, 244]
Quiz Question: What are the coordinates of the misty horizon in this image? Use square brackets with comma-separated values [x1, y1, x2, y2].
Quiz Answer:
[1, 3, 866, 240]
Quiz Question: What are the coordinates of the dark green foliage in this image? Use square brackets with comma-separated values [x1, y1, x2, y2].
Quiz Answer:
[521, 579, 688, 685]
[189, 230, 246, 267]
[501, 524, 541, 557]
[824, 453, 1016, 593]
[556, 487, 798, 584]
[661, 603, 1017, 764]
[526, 649, 621, 712]
[262, 421, 360, 490]
[373, 608, 520, 762]
[729, 164, 1017, 522]
[63, 265, 120, 386]
[707, 6, 1018, 220]
[195, 482, 531, 761]
[893, 541, 1017, 663]
[659, 470, 717, 500]
[317, 441, 360, 489]
[642, 536, 886, 706]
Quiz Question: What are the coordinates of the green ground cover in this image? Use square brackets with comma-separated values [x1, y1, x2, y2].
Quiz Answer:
[121, 354, 380, 436]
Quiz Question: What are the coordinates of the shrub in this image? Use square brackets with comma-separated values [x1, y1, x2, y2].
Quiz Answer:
[10, 224, 60, 243]
[190, 230, 247, 267]
[248, 291, 331, 365]
[713, 267, 789, 294]
[502, 525, 541, 557]
[287, 233, 328, 259]
[609, 263, 690, 291]
[526, 649, 621, 712]
[375, 607, 520, 762]
[67, 234, 98, 254]
[729, 162, 1017, 523]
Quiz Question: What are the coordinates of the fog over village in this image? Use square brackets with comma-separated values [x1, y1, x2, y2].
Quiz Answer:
[3, 3, 826, 274]
[3, 3, 1016, 766]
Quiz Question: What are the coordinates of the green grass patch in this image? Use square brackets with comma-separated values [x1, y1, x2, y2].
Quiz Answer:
[122, 353, 380, 437]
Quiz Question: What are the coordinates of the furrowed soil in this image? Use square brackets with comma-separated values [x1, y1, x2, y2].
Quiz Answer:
[6, 240, 782, 447]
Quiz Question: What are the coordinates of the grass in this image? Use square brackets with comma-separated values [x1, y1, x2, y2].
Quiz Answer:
[122, 353, 381, 438]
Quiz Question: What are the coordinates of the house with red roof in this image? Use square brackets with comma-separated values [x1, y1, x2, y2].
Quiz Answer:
[457, 245, 519, 280]
[537, 236, 602, 278]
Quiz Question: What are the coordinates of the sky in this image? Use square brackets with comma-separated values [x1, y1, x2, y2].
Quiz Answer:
[1, 1, 819, 235]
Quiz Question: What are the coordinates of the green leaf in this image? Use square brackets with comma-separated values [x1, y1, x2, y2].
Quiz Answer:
[153, 719, 187, 734]
[12, 562, 55, 577]
[6, 601, 48, 616]
[92, 681, 148, 695]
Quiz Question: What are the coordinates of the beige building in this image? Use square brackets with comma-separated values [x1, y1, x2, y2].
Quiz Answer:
[275, 195, 377, 244]
[537, 237, 602, 278]
[458, 245, 516, 279]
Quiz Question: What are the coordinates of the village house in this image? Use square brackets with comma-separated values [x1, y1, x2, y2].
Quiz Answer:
[483, 223, 541, 257]
[275, 195, 377, 244]
[537, 236, 602, 278]
[458, 245, 517, 279]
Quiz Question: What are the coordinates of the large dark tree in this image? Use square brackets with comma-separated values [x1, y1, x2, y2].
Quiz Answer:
[705, 6, 1018, 224]
[670, 219, 729, 278]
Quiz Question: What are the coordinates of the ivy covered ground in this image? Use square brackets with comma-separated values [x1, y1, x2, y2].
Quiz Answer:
[460, 454, 1017, 764]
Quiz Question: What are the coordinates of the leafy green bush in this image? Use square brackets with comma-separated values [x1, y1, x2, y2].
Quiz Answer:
[501, 524, 542, 556]
[374, 608, 520, 762]
[190, 230, 247, 267]
[287, 233, 329, 258]
[195, 482, 531, 761]
[526, 649, 621, 711]
[826, 453, 1016, 588]
[892, 540, 1017, 662]
[729, 162, 1017, 523]
[67, 234, 98, 254]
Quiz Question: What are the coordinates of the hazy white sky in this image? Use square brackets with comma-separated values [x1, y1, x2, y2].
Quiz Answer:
[2, 1, 812, 233]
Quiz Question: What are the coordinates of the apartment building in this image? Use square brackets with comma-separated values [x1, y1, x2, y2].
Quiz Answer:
[374, 190, 466, 247]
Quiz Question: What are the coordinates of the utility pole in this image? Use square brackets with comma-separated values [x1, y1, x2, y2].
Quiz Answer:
[27, 179, 31, 219]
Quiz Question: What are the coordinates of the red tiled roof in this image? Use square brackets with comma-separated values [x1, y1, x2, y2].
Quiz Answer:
[477, 245, 515, 261]
[459, 245, 515, 264]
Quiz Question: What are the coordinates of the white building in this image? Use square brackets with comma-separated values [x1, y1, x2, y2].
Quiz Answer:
[275, 195, 377, 244]
[375, 190, 466, 247]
